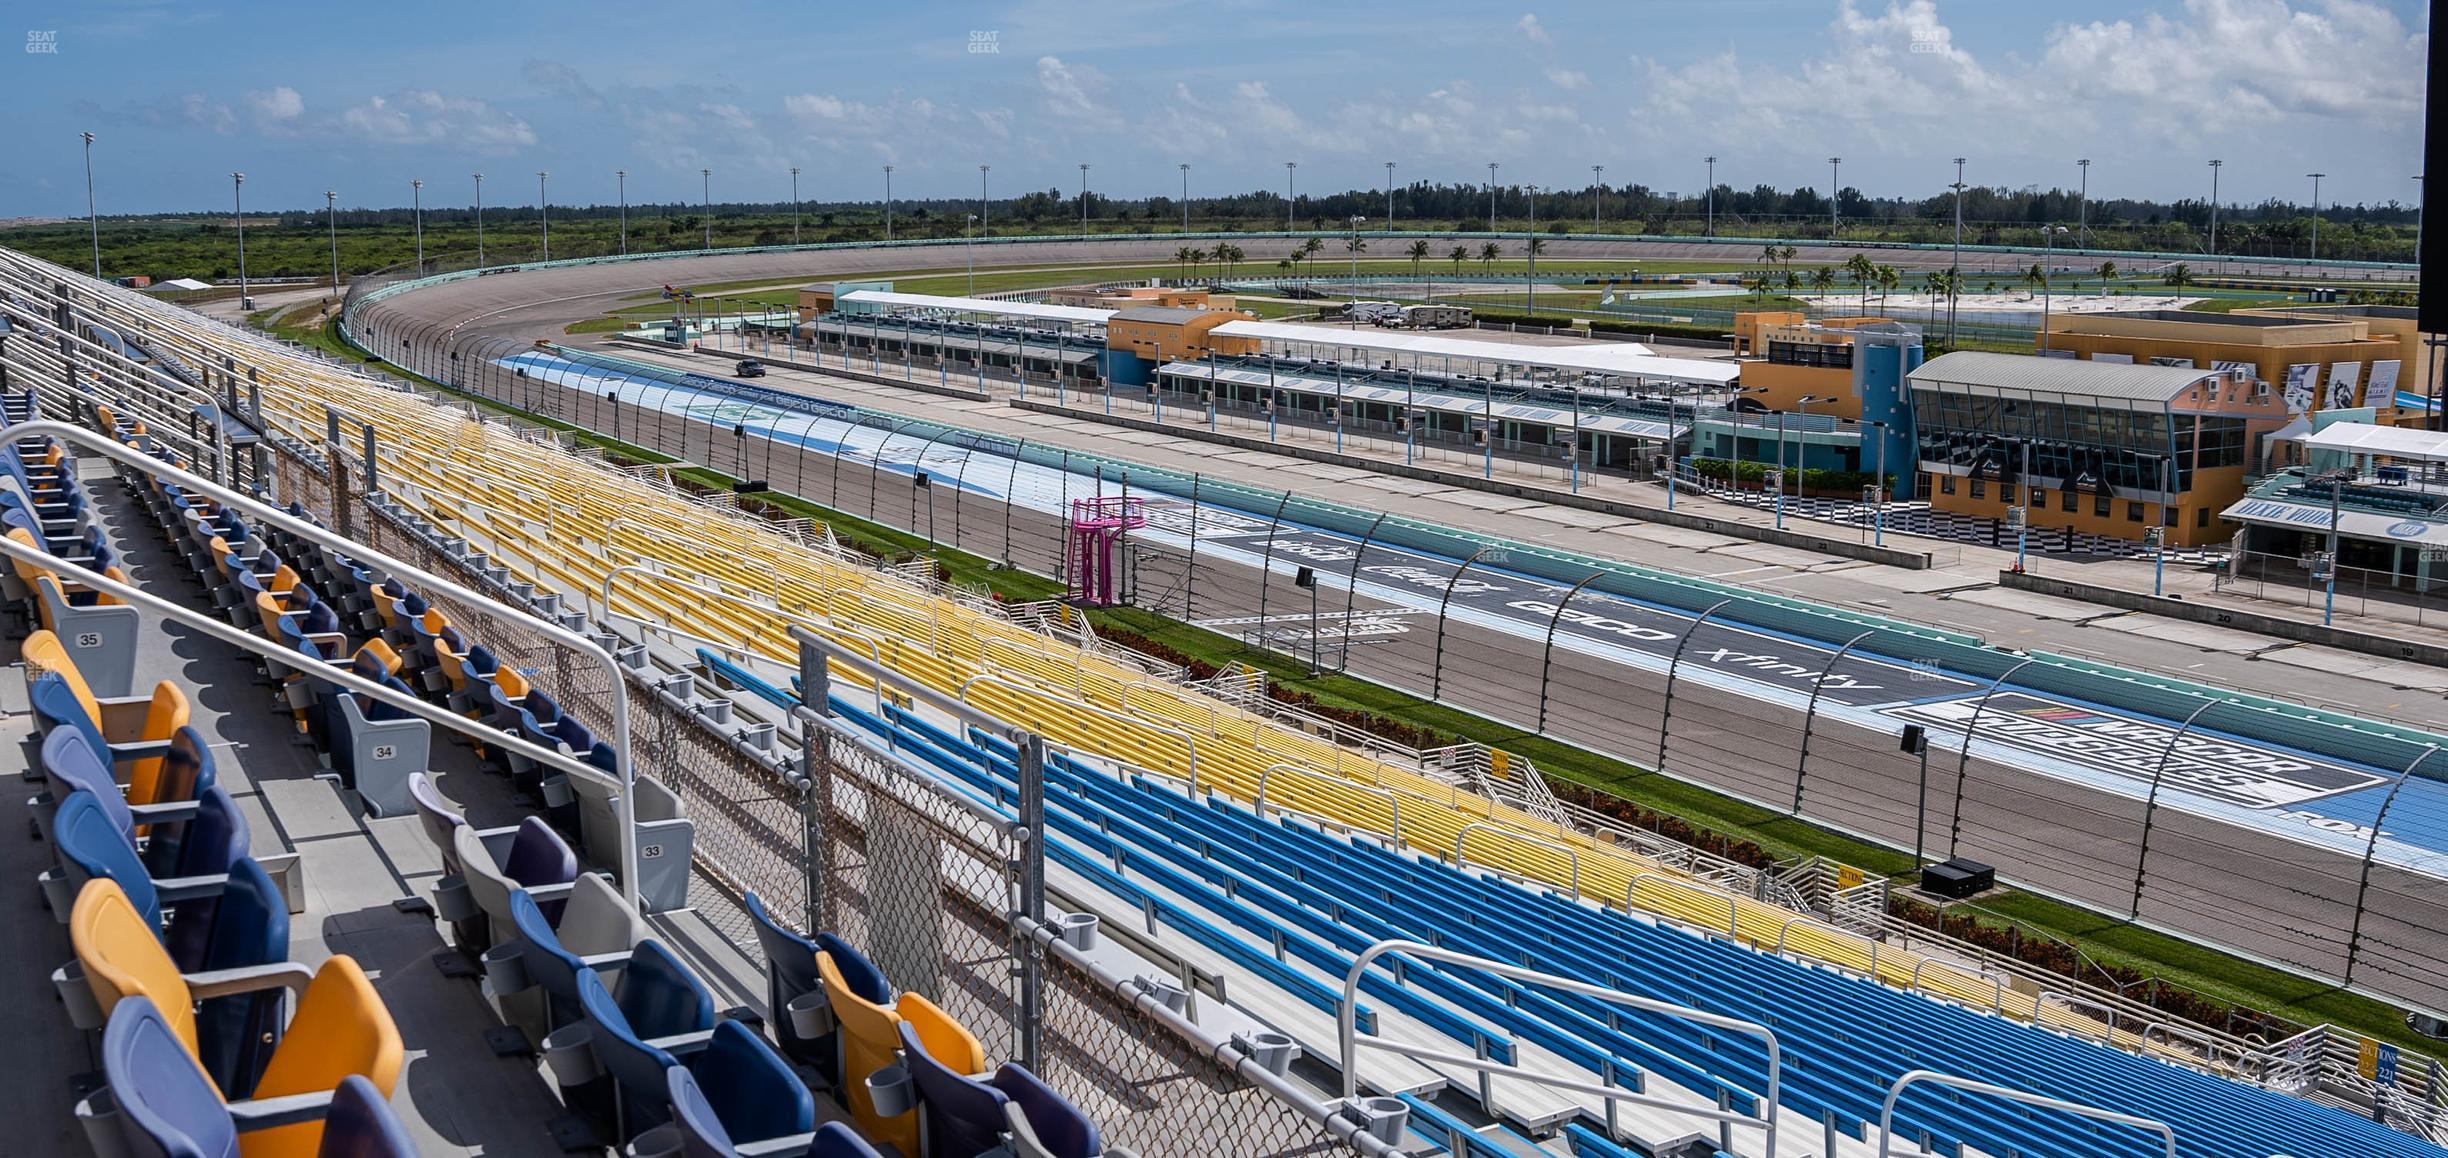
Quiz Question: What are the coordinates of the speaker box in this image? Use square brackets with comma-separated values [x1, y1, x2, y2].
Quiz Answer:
[1920, 858, 1995, 900]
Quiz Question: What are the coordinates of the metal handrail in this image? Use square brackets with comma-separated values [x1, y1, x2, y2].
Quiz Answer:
[1337, 939, 1781, 1158]
[0, 418, 648, 908]
[1877, 1069, 2176, 1158]
[1453, 822, 1581, 897]
[1256, 762, 1400, 843]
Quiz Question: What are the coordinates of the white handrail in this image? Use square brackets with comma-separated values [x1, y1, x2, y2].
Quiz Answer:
[1337, 938, 1781, 1158]
[0, 418, 649, 908]
[1876, 1069, 2176, 1158]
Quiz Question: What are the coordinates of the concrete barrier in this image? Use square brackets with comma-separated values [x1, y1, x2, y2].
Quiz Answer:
[1008, 398, 1937, 570]
[1999, 570, 2448, 666]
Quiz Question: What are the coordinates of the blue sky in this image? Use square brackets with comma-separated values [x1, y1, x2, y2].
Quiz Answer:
[0, 0, 2428, 216]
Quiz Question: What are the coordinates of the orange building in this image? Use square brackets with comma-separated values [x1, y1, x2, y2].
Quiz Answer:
[2038, 310, 2404, 421]
[1731, 312, 1896, 420]
[1104, 306, 1259, 364]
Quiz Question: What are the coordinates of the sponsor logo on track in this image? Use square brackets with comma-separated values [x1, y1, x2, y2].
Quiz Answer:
[1889, 693, 2388, 808]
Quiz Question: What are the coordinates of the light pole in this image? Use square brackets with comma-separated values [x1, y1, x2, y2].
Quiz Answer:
[616, 169, 627, 254]
[790, 166, 802, 245]
[81, 132, 100, 279]
[2207, 159, 2222, 256]
[1347, 216, 1365, 328]
[882, 165, 894, 241]
[1079, 162, 1091, 231]
[2307, 172, 2325, 260]
[965, 213, 977, 295]
[978, 164, 990, 234]
[700, 168, 712, 249]
[472, 172, 484, 268]
[537, 170, 550, 261]
[2322, 469, 2346, 626]
[1591, 164, 1603, 231]
[1381, 160, 1396, 226]
[231, 172, 248, 306]
[1487, 162, 1498, 231]
[324, 190, 340, 291]
[1774, 410, 1789, 530]
[2038, 224, 2066, 350]
[2076, 158, 2091, 248]
[410, 178, 424, 271]
[1950, 157, 1967, 346]
[1178, 163, 1190, 233]
[1867, 419, 1888, 546]
[1704, 155, 1717, 237]
[1828, 156, 1842, 236]
[1284, 161, 1296, 230]
[1526, 185, 1538, 315]
[2013, 439, 2031, 573]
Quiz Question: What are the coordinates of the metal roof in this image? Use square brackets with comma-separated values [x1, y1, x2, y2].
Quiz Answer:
[2300, 422, 2448, 465]
[1207, 319, 1744, 387]
[1157, 361, 1681, 440]
[1907, 350, 2220, 402]
[1111, 305, 1218, 324]
[838, 290, 1113, 324]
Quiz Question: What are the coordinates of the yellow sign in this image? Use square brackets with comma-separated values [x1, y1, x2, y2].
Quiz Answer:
[1837, 865, 1866, 891]
[1489, 750, 1510, 776]
[2360, 1038, 2381, 1080]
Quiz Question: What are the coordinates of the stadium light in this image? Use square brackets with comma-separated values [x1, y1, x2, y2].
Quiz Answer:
[410, 179, 423, 271]
[472, 172, 484, 268]
[1385, 161, 1397, 226]
[2076, 158, 2091, 247]
[1178, 163, 1190, 233]
[1829, 156, 1842, 236]
[231, 172, 248, 306]
[701, 168, 712, 250]
[790, 166, 801, 245]
[2307, 172, 2325, 260]
[1591, 164, 1603, 232]
[1950, 157, 1967, 345]
[979, 164, 990, 235]
[324, 190, 340, 291]
[537, 170, 549, 261]
[81, 132, 99, 279]
[1487, 161, 1498, 231]
[883, 165, 894, 241]
[1705, 155, 1716, 238]
[616, 169, 627, 254]
[1285, 161, 1296, 230]
[2207, 159, 2222, 256]
[966, 213, 977, 294]
[1078, 162, 1091, 231]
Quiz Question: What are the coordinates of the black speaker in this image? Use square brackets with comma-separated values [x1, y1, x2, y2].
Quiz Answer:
[733, 480, 769, 494]
[1293, 566, 1316, 589]
[1899, 724, 1927, 755]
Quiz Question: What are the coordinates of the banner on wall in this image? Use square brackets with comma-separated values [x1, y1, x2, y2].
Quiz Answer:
[2149, 356, 2201, 368]
[2368, 360, 2404, 407]
[2093, 352, 2134, 364]
[2283, 363, 2321, 413]
[2326, 362, 2365, 411]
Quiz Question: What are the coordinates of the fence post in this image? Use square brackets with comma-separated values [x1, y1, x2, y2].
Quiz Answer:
[2128, 696, 2226, 918]
[1252, 490, 1296, 632]
[1183, 474, 1201, 619]
[1429, 546, 1495, 701]
[1656, 599, 1735, 775]
[797, 637, 833, 935]
[1946, 657, 2038, 859]
[1791, 630, 1877, 814]
[1015, 733, 1048, 1071]
[1002, 439, 1026, 569]
[1337, 512, 1391, 674]
[1536, 573, 1606, 733]
[2344, 744, 2439, 986]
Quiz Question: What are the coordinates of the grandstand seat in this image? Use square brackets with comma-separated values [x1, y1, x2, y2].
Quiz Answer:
[821, 945, 951, 1157]
[995, 1063, 1111, 1158]
[78, 995, 343, 1158]
[670, 1067, 877, 1158]
[25, 628, 188, 785]
[324, 670, 429, 817]
[67, 877, 403, 1137]
[885, 995, 985, 1157]
[44, 786, 241, 929]
[452, 816, 576, 952]
[741, 891, 839, 1079]
[317, 1074, 418, 1158]
[571, 939, 716, 1138]
[433, 634, 491, 715]
[29, 724, 214, 858]
[5, 527, 139, 695]
[895, 1016, 1004, 1158]
[569, 769, 693, 912]
[503, 875, 648, 1039]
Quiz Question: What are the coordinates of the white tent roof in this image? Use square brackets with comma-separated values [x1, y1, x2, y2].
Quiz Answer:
[152, 278, 214, 291]
[1208, 319, 1741, 387]
[2299, 422, 2448, 465]
[2222, 495, 2448, 549]
[838, 290, 1112, 325]
[1158, 362, 1682, 440]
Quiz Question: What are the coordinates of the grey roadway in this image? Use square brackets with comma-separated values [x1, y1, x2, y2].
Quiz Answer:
[345, 239, 2448, 1016]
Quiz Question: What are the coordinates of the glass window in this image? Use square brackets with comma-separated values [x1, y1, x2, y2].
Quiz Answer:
[2002, 483, 2016, 504]
[1940, 474, 1956, 495]
[2127, 502, 2145, 523]
[1970, 479, 1986, 500]
[2061, 489, 2077, 512]
[2095, 493, 2111, 517]
[2196, 506, 2211, 528]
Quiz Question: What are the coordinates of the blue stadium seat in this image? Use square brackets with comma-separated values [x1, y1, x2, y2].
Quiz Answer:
[575, 939, 715, 1138]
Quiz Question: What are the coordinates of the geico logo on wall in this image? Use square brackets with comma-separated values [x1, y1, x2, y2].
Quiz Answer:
[1887, 693, 2386, 808]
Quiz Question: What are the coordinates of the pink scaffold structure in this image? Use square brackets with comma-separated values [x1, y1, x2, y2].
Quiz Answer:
[1065, 495, 1146, 606]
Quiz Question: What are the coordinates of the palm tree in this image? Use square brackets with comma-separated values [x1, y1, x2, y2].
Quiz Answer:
[1345, 234, 1368, 256]
[1845, 252, 1876, 313]
[1524, 236, 1546, 259]
[1407, 238, 1431, 278]
[1449, 245, 1469, 274]
[1780, 269, 1802, 296]
[1874, 264, 1900, 311]
[1746, 275, 1771, 302]
[2096, 260, 2118, 294]
[1275, 257, 1295, 277]
[2164, 262, 2192, 293]
[1300, 236, 1325, 278]
[1810, 265, 1837, 301]
[1187, 247, 1208, 278]
[1761, 242, 1782, 269]
[1173, 246, 1193, 278]
[2023, 263, 2047, 294]
[1779, 244, 1797, 267]
[1478, 241, 1500, 270]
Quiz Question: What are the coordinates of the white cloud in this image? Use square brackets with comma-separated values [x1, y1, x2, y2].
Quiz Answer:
[246, 86, 303, 125]
[1035, 55, 1115, 124]
[1545, 67, 1590, 91]
[783, 93, 849, 121]
[336, 91, 537, 152]
[1515, 13, 1551, 44]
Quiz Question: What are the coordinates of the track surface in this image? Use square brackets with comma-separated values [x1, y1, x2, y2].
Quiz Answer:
[354, 238, 2448, 1015]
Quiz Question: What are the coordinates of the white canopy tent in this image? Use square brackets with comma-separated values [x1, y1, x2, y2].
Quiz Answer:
[837, 290, 1113, 326]
[2298, 422, 2448, 465]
